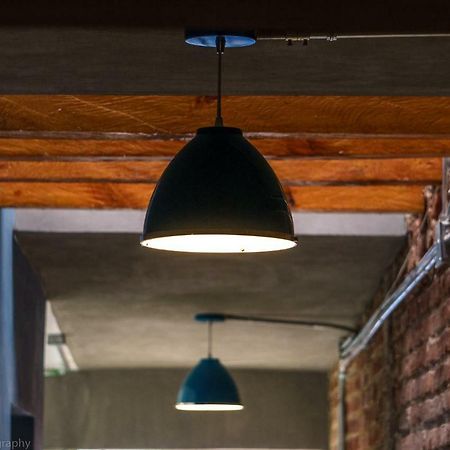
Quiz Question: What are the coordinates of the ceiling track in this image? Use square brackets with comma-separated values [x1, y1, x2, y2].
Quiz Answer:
[258, 32, 450, 43]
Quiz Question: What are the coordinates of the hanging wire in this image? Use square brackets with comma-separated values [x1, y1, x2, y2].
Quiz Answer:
[207, 320, 213, 357]
[215, 36, 226, 127]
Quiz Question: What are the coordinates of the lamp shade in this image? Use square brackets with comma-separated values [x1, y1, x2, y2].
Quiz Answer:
[176, 357, 243, 411]
[141, 126, 296, 253]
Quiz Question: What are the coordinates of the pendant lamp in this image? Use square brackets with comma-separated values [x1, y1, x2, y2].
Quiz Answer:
[176, 313, 355, 412]
[141, 32, 296, 253]
[176, 314, 243, 411]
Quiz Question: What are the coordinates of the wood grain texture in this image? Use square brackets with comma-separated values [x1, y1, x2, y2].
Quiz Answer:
[0, 158, 441, 185]
[287, 185, 425, 212]
[0, 95, 440, 210]
[0, 182, 425, 212]
[0, 183, 151, 209]
[0, 95, 450, 135]
[1, 136, 450, 158]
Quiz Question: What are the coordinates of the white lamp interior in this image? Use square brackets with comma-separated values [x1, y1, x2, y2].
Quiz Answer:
[141, 234, 297, 253]
[175, 403, 244, 411]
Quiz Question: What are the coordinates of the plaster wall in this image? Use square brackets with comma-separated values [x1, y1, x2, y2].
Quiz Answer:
[44, 368, 328, 449]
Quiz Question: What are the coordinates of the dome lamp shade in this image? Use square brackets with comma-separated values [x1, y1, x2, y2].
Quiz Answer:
[140, 34, 296, 254]
[175, 357, 243, 411]
[141, 126, 296, 253]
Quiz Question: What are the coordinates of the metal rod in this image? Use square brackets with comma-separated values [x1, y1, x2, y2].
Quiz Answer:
[257, 32, 450, 42]
[215, 36, 225, 127]
[218, 313, 357, 333]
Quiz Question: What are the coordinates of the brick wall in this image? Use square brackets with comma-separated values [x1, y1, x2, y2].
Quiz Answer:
[394, 268, 450, 449]
[329, 187, 450, 450]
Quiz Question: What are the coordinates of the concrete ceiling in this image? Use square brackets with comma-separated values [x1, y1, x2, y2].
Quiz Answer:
[1, 28, 450, 95]
[18, 231, 404, 371]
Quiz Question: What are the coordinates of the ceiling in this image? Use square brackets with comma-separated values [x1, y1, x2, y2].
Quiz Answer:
[0, 28, 450, 95]
[18, 231, 404, 371]
[2, 0, 442, 376]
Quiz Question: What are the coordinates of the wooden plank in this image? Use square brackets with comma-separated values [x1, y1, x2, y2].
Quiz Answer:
[0, 158, 442, 185]
[287, 185, 425, 212]
[0, 136, 450, 158]
[0, 183, 151, 209]
[271, 158, 440, 185]
[0, 95, 449, 159]
[0, 160, 168, 183]
[0, 95, 450, 136]
[0, 182, 425, 212]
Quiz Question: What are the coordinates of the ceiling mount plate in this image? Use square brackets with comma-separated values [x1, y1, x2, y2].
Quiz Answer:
[195, 313, 226, 323]
[185, 30, 256, 48]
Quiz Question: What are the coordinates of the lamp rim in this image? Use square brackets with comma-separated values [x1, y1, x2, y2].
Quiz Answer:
[175, 402, 244, 411]
[141, 229, 297, 242]
[141, 231, 298, 253]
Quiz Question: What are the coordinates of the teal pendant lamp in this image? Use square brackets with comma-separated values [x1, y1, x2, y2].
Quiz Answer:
[176, 314, 243, 411]
[176, 358, 243, 411]
[176, 312, 356, 412]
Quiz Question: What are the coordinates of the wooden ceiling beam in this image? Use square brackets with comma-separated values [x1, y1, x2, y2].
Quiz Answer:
[0, 182, 425, 212]
[0, 95, 443, 211]
[0, 158, 441, 185]
[0, 136, 450, 159]
[0, 95, 449, 159]
[0, 95, 449, 136]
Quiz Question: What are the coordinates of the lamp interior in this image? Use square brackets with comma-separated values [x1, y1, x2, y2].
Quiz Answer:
[175, 403, 244, 411]
[140, 234, 297, 253]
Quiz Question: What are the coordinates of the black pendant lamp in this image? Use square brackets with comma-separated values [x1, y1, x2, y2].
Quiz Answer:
[141, 32, 296, 253]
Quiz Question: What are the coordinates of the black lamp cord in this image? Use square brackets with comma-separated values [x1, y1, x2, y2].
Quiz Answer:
[215, 36, 226, 127]
[207, 320, 213, 357]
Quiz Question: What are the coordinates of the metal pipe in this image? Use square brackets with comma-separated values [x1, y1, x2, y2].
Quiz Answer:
[336, 244, 438, 450]
[195, 312, 357, 333]
[337, 362, 347, 450]
[442, 158, 450, 219]
[340, 243, 438, 362]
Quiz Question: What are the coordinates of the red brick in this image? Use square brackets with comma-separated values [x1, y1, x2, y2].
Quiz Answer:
[346, 417, 362, 435]
[345, 435, 360, 450]
[402, 346, 426, 378]
[346, 393, 363, 413]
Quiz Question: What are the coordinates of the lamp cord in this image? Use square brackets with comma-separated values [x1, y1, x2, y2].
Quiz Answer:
[208, 320, 213, 357]
[215, 36, 225, 127]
